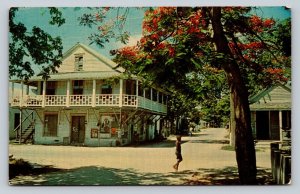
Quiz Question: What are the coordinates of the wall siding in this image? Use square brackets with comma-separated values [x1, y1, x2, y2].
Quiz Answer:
[57, 47, 113, 73]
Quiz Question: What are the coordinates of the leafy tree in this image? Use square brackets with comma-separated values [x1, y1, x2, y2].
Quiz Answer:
[80, 7, 290, 184]
[9, 7, 65, 80]
[110, 7, 290, 184]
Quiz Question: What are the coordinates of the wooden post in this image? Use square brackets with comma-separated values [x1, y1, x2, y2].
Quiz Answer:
[42, 80, 46, 107]
[119, 79, 123, 107]
[11, 82, 14, 104]
[279, 111, 283, 141]
[92, 79, 96, 107]
[26, 84, 29, 95]
[19, 109, 22, 144]
[150, 88, 153, 110]
[20, 81, 24, 107]
[66, 80, 70, 107]
[157, 91, 159, 111]
[143, 88, 146, 109]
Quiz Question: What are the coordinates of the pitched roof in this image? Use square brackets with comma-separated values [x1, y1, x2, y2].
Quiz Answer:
[62, 42, 124, 72]
[249, 84, 291, 111]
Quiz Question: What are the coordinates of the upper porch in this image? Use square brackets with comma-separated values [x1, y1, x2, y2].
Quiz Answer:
[9, 76, 168, 114]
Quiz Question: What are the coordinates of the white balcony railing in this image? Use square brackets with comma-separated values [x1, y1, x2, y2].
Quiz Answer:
[70, 95, 92, 106]
[95, 94, 119, 106]
[46, 95, 66, 106]
[10, 94, 167, 114]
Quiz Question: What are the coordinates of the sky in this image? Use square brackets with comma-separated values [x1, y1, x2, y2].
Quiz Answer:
[13, 6, 291, 61]
[13, 7, 145, 60]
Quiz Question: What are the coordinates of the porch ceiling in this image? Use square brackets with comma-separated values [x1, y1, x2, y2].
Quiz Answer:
[250, 102, 291, 111]
[10, 71, 123, 82]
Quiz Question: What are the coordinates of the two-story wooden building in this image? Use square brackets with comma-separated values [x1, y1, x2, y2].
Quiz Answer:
[9, 43, 168, 146]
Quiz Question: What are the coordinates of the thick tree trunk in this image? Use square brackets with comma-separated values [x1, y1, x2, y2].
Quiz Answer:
[211, 7, 257, 184]
[229, 95, 236, 147]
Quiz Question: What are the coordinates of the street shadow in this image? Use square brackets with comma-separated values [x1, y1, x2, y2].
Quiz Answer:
[10, 166, 184, 186]
[183, 167, 274, 185]
[10, 165, 274, 186]
[132, 140, 188, 148]
[186, 133, 210, 137]
[189, 139, 230, 144]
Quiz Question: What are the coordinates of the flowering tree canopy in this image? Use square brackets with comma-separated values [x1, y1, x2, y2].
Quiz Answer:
[81, 7, 290, 184]
[112, 7, 290, 94]
[110, 7, 291, 184]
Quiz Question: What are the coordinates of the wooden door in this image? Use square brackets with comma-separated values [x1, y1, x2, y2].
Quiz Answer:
[71, 116, 85, 144]
[270, 111, 280, 140]
[256, 111, 270, 140]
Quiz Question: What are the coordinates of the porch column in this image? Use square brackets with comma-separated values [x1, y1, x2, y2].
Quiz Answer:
[279, 111, 283, 141]
[92, 79, 96, 107]
[20, 81, 24, 107]
[150, 88, 153, 110]
[11, 82, 14, 104]
[119, 79, 123, 107]
[19, 109, 22, 144]
[143, 88, 146, 109]
[136, 80, 139, 108]
[157, 91, 160, 112]
[26, 84, 29, 95]
[42, 80, 46, 107]
[66, 80, 70, 107]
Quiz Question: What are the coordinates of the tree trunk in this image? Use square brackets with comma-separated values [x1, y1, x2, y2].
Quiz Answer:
[211, 7, 257, 184]
[229, 95, 236, 147]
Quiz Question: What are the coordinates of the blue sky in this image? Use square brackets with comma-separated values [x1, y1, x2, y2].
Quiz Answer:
[13, 6, 290, 61]
[14, 7, 145, 60]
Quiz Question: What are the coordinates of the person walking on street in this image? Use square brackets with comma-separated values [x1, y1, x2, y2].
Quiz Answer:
[173, 135, 183, 171]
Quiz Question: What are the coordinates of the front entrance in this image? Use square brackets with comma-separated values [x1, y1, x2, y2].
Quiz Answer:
[71, 116, 85, 144]
[256, 111, 280, 140]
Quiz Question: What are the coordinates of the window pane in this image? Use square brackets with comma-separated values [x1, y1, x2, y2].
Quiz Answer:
[75, 55, 83, 71]
[101, 85, 112, 94]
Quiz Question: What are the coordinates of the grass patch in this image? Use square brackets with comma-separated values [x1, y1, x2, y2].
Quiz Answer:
[221, 145, 235, 151]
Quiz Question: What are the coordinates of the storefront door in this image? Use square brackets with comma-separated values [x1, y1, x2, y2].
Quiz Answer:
[71, 116, 85, 144]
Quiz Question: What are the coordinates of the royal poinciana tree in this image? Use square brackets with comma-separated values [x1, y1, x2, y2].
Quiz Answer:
[109, 7, 291, 184]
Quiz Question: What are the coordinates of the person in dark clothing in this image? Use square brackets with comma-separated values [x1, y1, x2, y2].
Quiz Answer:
[173, 135, 183, 171]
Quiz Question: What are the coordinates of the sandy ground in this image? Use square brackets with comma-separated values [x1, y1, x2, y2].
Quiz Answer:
[9, 128, 272, 185]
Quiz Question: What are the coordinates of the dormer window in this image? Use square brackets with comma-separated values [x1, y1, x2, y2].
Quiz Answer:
[74, 54, 84, 71]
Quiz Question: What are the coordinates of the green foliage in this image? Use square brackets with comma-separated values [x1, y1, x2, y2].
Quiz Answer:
[9, 8, 64, 80]
[78, 7, 132, 48]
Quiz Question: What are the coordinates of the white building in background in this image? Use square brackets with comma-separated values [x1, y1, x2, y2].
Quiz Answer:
[9, 43, 169, 146]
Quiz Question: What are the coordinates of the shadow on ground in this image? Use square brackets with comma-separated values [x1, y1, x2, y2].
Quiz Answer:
[131, 140, 189, 148]
[189, 139, 230, 144]
[9, 165, 274, 186]
[183, 167, 274, 185]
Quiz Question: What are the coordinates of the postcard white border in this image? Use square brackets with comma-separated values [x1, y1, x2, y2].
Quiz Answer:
[1, 1, 299, 194]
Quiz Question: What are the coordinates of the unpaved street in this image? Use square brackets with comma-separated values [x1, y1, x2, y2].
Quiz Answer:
[9, 128, 271, 185]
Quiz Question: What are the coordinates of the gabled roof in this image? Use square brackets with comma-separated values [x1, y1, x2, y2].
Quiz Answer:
[249, 84, 291, 111]
[62, 42, 124, 72]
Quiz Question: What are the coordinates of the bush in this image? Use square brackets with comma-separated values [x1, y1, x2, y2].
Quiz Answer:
[9, 156, 33, 179]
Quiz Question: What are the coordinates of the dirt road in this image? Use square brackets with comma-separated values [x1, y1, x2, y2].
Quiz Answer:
[9, 128, 272, 185]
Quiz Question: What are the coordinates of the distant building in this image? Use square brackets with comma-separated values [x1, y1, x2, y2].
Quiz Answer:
[9, 43, 168, 146]
[249, 84, 291, 141]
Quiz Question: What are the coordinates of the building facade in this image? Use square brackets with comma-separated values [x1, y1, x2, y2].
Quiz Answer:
[249, 84, 291, 141]
[9, 43, 168, 146]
